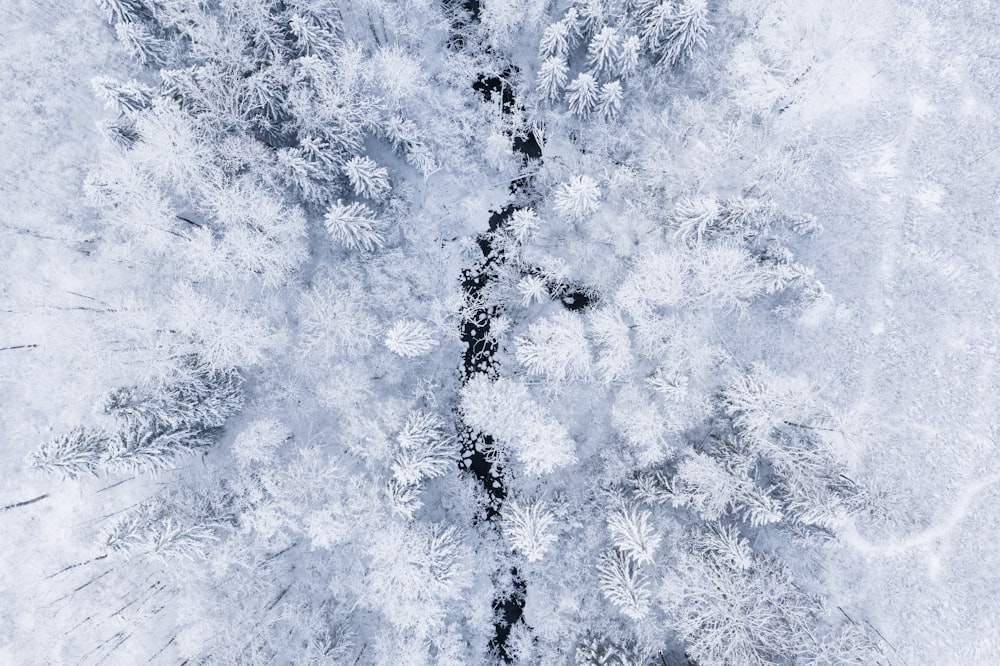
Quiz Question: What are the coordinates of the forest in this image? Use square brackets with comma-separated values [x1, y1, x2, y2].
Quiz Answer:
[3, 0, 1000, 663]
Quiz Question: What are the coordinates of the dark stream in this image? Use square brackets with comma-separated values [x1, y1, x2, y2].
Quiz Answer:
[447, 4, 598, 659]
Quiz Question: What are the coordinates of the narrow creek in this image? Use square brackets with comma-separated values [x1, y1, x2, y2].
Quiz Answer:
[456, 74, 533, 660]
[446, 4, 594, 658]
[445, 3, 533, 658]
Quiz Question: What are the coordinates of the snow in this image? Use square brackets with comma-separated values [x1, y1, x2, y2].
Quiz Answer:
[4, 0, 1000, 663]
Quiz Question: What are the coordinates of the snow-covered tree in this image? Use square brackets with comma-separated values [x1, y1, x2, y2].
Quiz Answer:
[641, 0, 712, 66]
[566, 72, 600, 117]
[343, 155, 391, 201]
[587, 27, 620, 76]
[324, 200, 384, 252]
[607, 502, 661, 564]
[596, 81, 624, 120]
[232, 419, 292, 466]
[460, 376, 577, 474]
[663, 525, 817, 665]
[537, 56, 570, 102]
[503, 500, 558, 562]
[26, 427, 109, 479]
[515, 310, 593, 381]
[391, 412, 455, 485]
[384, 320, 439, 357]
[597, 548, 651, 620]
[539, 21, 571, 59]
[553, 175, 601, 221]
[103, 426, 216, 474]
[101, 364, 240, 426]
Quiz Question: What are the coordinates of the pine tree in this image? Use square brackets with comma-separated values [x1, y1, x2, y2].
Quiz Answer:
[101, 491, 227, 562]
[537, 56, 569, 102]
[517, 275, 549, 306]
[607, 502, 661, 564]
[596, 80, 624, 120]
[343, 156, 391, 201]
[596, 549, 650, 620]
[115, 21, 166, 68]
[587, 27, 620, 76]
[503, 500, 557, 562]
[100, 116, 141, 149]
[644, 0, 713, 66]
[554, 175, 601, 220]
[539, 21, 571, 59]
[508, 208, 540, 242]
[277, 147, 332, 204]
[616, 35, 642, 78]
[287, 13, 340, 57]
[100, 366, 244, 432]
[391, 436, 455, 485]
[95, 0, 155, 25]
[673, 195, 721, 242]
[323, 200, 384, 252]
[92, 77, 153, 115]
[566, 72, 600, 117]
[27, 427, 110, 479]
[384, 319, 438, 357]
[104, 427, 216, 474]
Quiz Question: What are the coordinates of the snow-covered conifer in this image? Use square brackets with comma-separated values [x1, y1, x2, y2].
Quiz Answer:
[508, 208, 541, 242]
[324, 200, 384, 252]
[100, 116, 141, 149]
[597, 549, 651, 620]
[27, 427, 109, 479]
[384, 320, 438, 357]
[539, 21, 570, 59]
[566, 72, 600, 117]
[537, 56, 569, 102]
[587, 27, 620, 76]
[554, 175, 601, 221]
[642, 0, 712, 65]
[100, 366, 243, 432]
[391, 433, 455, 485]
[101, 491, 227, 562]
[104, 427, 215, 474]
[343, 155, 391, 201]
[517, 274, 549, 306]
[607, 502, 661, 564]
[673, 195, 721, 242]
[660, 0, 712, 65]
[115, 21, 166, 68]
[503, 500, 557, 562]
[277, 147, 330, 203]
[92, 77, 153, 115]
[288, 13, 340, 57]
[596, 81, 623, 120]
[96, 0, 154, 26]
[616, 35, 642, 78]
